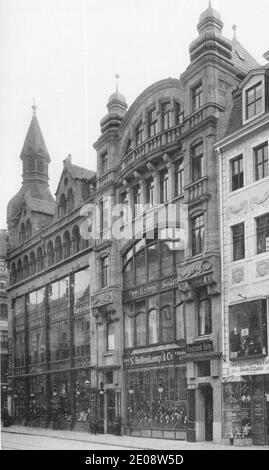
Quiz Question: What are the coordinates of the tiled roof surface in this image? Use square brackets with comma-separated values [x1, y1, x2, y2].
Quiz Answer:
[225, 93, 243, 136]
[231, 37, 260, 75]
[20, 114, 50, 161]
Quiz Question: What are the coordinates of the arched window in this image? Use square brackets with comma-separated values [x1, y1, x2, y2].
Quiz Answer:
[17, 259, 23, 282]
[136, 312, 147, 346]
[55, 236, 62, 263]
[26, 219, 32, 239]
[11, 262, 17, 285]
[72, 225, 81, 253]
[36, 247, 44, 271]
[29, 251, 36, 276]
[161, 305, 174, 343]
[20, 223, 26, 243]
[47, 241, 54, 267]
[63, 231, 71, 258]
[23, 255, 29, 278]
[67, 188, 74, 213]
[58, 194, 67, 218]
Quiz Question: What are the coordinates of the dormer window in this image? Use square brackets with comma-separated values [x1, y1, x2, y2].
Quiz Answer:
[246, 82, 262, 120]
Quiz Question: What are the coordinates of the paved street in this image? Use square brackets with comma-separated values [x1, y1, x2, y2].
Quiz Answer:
[1, 426, 267, 450]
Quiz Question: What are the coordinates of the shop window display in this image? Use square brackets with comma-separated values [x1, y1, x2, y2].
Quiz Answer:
[14, 334, 25, 367]
[74, 269, 90, 314]
[229, 300, 267, 359]
[50, 372, 71, 421]
[29, 328, 46, 364]
[74, 317, 90, 357]
[28, 375, 46, 419]
[75, 369, 96, 422]
[126, 367, 187, 430]
[14, 377, 26, 423]
[49, 320, 70, 361]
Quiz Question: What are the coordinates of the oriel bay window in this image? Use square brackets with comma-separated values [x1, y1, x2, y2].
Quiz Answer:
[124, 290, 185, 348]
[192, 142, 203, 182]
[229, 300, 267, 358]
[257, 213, 269, 254]
[191, 214, 204, 256]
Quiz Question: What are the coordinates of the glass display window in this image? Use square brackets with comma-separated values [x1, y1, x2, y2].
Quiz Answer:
[50, 372, 71, 421]
[49, 320, 70, 361]
[29, 328, 45, 364]
[74, 268, 90, 314]
[29, 375, 46, 419]
[75, 369, 96, 422]
[229, 300, 267, 359]
[74, 317, 90, 357]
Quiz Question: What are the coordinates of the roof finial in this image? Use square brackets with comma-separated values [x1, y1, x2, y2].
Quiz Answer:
[32, 97, 37, 115]
[209, 0, 212, 7]
[232, 24, 237, 38]
[115, 73, 119, 93]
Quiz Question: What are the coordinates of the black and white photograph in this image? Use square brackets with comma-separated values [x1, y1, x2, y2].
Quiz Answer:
[0, 0, 269, 457]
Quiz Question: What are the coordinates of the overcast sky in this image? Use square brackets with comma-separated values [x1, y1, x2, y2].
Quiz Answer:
[0, 0, 268, 229]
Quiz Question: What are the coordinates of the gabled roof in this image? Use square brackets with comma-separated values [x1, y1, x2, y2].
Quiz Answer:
[231, 37, 260, 75]
[66, 162, 95, 181]
[20, 112, 50, 161]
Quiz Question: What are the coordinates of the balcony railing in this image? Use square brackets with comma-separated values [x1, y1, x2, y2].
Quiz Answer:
[184, 177, 209, 204]
[97, 170, 116, 189]
[117, 123, 184, 176]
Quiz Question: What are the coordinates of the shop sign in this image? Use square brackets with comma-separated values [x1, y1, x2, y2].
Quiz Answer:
[123, 275, 178, 301]
[49, 310, 68, 323]
[229, 356, 269, 376]
[49, 360, 71, 371]
[186, 341, 213, 355]
[123, 346, 185, 369]
[29, 317, 44, 329]
[75, 301, 90, 315]
[74, 357, 91, 368]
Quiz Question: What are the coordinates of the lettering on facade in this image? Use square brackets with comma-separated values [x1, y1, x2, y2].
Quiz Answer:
[29, 317, 45, 329]
[229, 356, 269, 376]
[123, 275, 177, 302]
[186, 341, 213, 355]
[123, 346, 185, 369]
[49, 310, 68, 323]
[74, 301, 90, 315]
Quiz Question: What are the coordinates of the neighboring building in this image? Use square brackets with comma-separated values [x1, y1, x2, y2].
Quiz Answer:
[88, 4, 260, 442]
[0, 229, 8, 409]
[216, 59, 269, 445]
[6, 104, 97, 429]
[6, 4, 263, 444]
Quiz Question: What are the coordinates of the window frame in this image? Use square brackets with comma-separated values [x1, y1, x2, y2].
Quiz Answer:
[191, 213, 205, 256]
[231, 155, 244, 191]
[192, 83, 203, 112]
[246, 81, 263, 120]
[100, 255, 108, 288]
[256, 213, 269, 254]
[197, 287, 212, 337]
[232, 222, 245, 261]
[254, 142, 268, 181]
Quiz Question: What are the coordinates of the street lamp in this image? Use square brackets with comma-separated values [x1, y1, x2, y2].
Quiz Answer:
[99, 382, 104, 396]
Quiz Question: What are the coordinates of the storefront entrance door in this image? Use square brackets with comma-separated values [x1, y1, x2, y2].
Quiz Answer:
[204, 386, 213, 442]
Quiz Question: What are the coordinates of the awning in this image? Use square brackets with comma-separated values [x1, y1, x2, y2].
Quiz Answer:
[222, 376, 247, 383]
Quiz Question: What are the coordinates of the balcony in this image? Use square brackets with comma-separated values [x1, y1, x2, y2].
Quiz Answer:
[184, 177, 209, 205]
[117, 123, 184, 176]
[97, 170, 116, 190]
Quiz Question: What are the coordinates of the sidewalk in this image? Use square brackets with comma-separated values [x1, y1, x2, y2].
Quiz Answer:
[1, 425, 266, 450]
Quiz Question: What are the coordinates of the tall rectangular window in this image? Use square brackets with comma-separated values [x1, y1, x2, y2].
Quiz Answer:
[255, 142, 268, 181]
[107, 321, 115, 351]
[100, 256, 108, 288]
[246, 82, 262, 120]
[232, 223, 245, 261]
[133, 185, 142, 217]
[101, 151, 108, 174]
[146, 177, 154, 207]
[160, 169, 169, 203]
[162, 102, 171, 130]
[192, 214, 204, 256]
[231, 155, 244, 191]
[257, 213, 269, 254]
[192, 83, 202, 112]
[175, 102, 184, 125]
[136, 121, 144, 146]
[198, 287, 212, 336]
[148, 108, 158, 137]
[192, 142, 203, 182]
[175, 159, 184, 196]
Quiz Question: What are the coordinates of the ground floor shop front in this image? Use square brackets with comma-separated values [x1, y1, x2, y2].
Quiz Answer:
[222, 373, 269, 446]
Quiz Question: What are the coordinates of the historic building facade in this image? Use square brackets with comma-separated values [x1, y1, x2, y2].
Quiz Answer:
[7, 4, 263, 443]
[87, 4, 260, 442]
[6, 105, 97, 430]
[0, 229, 8, 410]
[216, 60, 269, 445]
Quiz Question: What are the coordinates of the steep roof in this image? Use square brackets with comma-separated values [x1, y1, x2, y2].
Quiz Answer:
[225, 93, 243, 136]
[20, 110, 50, 161]
[66, 162, 95, 181]
[231, 37, 260, 75]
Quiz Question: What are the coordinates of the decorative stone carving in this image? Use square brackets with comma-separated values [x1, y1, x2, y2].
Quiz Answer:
[227, 201, 248, 220]
[177, 259, 213, 282]
[250, 191, 269, 211]
[204, 274, 221, 296]
[232, 267, 244, 284]
[256, 260, 269, 278]
[91, 292, 113, 308]
[177, 282, 194, 303]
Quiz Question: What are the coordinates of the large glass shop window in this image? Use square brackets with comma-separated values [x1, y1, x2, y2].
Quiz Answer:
[223, 379, 252, 439]
[14, 334, 25, 367]
[49, 320, 70, 361]
[74, 269, 90, 314]
[29, 288, 46, 318]
[49, 278, 70, 361]
[123, 239, 182, 290]
[29, 328, 45, 364]
[124, 291, 184, 348]
[74, 317, 90, 357]
[229, 300, 267, 359]
[29, 375, 46, 419]
[126, 367, 187, 430]
[14, 296, 24, 319]
[14, 377, 25, 422]
[50, 372, 71, 421]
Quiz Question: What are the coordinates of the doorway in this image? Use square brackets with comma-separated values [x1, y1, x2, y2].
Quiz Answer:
[204, 386, 213, 441]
